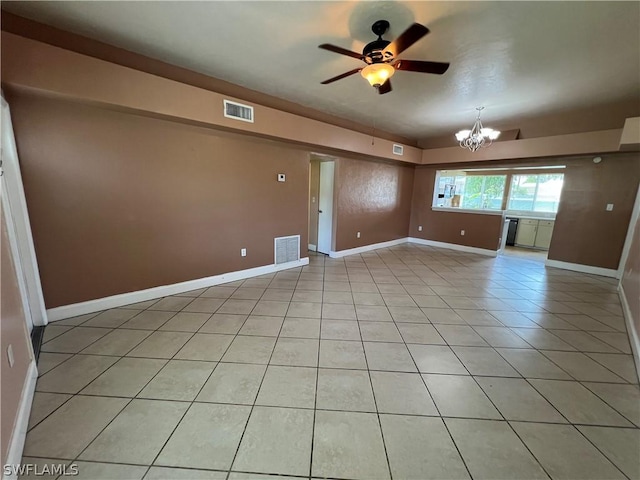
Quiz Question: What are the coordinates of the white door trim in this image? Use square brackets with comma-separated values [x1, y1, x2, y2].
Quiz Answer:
[317, 160, 335, 255]
[618, 183, 640, 279]
[1, 95, 48, 328]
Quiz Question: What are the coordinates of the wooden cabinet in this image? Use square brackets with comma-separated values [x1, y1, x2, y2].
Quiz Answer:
[515, 219, 555, 250]
[534, 220, 554, 249]
[515, 219, 538, 247]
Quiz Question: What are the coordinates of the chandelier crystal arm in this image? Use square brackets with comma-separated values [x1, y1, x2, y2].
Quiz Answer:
[454, 107, 500, 152]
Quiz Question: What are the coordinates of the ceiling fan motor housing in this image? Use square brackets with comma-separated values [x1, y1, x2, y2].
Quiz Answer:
[363, 39, 391, 63]
[318, 19, 449, 95]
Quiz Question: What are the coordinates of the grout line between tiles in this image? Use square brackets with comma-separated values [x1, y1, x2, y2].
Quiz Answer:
[29, 246, 638, 479]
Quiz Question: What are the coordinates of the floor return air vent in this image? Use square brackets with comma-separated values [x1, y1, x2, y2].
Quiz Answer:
[274, 235, 300, 265]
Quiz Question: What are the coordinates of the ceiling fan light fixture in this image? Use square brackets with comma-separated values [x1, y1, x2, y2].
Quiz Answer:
[455, 107, 501, 152]
[360, 63, 395, 87]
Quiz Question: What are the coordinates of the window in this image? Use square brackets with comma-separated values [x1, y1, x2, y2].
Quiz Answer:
[508, 174, 564, 213]
[435, 171, 506, 210]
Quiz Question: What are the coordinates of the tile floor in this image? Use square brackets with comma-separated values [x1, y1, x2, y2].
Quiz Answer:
[24, 244, 640, 480]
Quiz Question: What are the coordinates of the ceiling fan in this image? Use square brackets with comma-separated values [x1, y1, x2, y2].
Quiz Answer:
[319, 20, 450, 94]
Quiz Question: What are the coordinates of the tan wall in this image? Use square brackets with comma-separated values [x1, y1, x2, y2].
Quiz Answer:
[620, 117, 640, 151]
[0, 12, 417, 148]
[411, 153, 640, 261]
[421, 129, 624, 165]
[419, 100, 640, 148]
[7, 91, 309, 308]
[308, 159, 320, 248]
[621, 208, 640, 341]
[548, 154, 640, 269]
[410, 168, 504, 250]
[1, 205, 33, 465]
[1, 32, 422, 165]
[334, 157, 414, 251]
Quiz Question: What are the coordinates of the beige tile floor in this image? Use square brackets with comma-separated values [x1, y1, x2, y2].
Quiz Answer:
[23, 244, 640, 480]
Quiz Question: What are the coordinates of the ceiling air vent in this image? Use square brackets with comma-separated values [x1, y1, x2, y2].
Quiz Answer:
[393, 144, 404, 156]
[223, 100, 254, 123]
[274, 235, 300, 265]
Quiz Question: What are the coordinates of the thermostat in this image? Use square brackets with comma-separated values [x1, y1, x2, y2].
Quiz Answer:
[277, 173, 286, 182]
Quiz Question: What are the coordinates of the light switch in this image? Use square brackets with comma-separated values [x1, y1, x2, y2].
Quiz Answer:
[277, 173, 286, 182]
[606, 204, 614, 211]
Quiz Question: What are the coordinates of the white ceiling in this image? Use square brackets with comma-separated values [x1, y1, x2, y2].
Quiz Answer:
[4, 1, 640, 142]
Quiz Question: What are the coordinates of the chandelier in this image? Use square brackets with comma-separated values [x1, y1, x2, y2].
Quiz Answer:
[455, 107, 500, 152]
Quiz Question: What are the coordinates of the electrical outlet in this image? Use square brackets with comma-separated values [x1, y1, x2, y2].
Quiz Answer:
[460, 230, 465, 236]
[7, 345, 14, 368]
[606, 204, 614, 211]
[356, 232, 361, 238]
[418, 226, 423, 232]
[241, 248, 247, 257]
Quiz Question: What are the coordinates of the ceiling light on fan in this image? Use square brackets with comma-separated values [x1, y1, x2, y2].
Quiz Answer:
[361, 63, 395, 87]
[318, 20, 450, 94]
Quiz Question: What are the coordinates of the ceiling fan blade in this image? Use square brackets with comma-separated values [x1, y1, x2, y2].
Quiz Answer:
[395, 59, 450, 75]
[384, 23, 430, 58]
[321, 68, 362, 84]
[318, 43, 364, 60]
[378, 79, 392, 94]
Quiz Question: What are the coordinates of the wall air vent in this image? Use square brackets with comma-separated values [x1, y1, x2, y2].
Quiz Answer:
[274, 235, 300, 265]
[223, 100, 254, 123]
[392, 144, 404, 156]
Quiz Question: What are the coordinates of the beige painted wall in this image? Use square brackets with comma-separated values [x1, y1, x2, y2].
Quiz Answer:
[7, 91, 309, 308]
[410, 168, 505, 251]
[421, 129, 623, 165]
[411, 153, 640, 264]
[1, 11, 417, 148]
[1, 32, 422, 165]
[548, 154, 640, 269]
[1, 205, 33, 465]
[334, 157, 414, 251]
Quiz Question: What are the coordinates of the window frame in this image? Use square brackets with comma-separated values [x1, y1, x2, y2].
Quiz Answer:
[433, 170, 507, 211]
[432, 168, 565, 214]
[507, 173, 564, 214]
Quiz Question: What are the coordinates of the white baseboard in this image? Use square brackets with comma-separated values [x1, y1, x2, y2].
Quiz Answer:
[619, 284, 640, 383]
[47, 258, 309, 321]
[308, 244, 317, 252]
[545, 259, 619, 278]
[3, 361, 37, 480]
[329, 238, 409, 258]
[408, 237, 499, 257]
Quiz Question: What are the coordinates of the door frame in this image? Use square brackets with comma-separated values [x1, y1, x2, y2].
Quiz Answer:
[618, 183, 640, 279]
[1, 95, 47, 328]
[317, 159, 335, 255]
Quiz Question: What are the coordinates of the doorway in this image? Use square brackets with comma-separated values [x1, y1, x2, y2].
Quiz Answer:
[308, 155, 335, 256]
[1, 96, 47, 329]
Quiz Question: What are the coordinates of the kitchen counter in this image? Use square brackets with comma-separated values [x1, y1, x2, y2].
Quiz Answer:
[432, 207, 556, 221]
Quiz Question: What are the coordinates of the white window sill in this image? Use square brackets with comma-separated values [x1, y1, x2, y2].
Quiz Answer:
[431, 206, 504, 216]
[504, 210, 557, 220]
